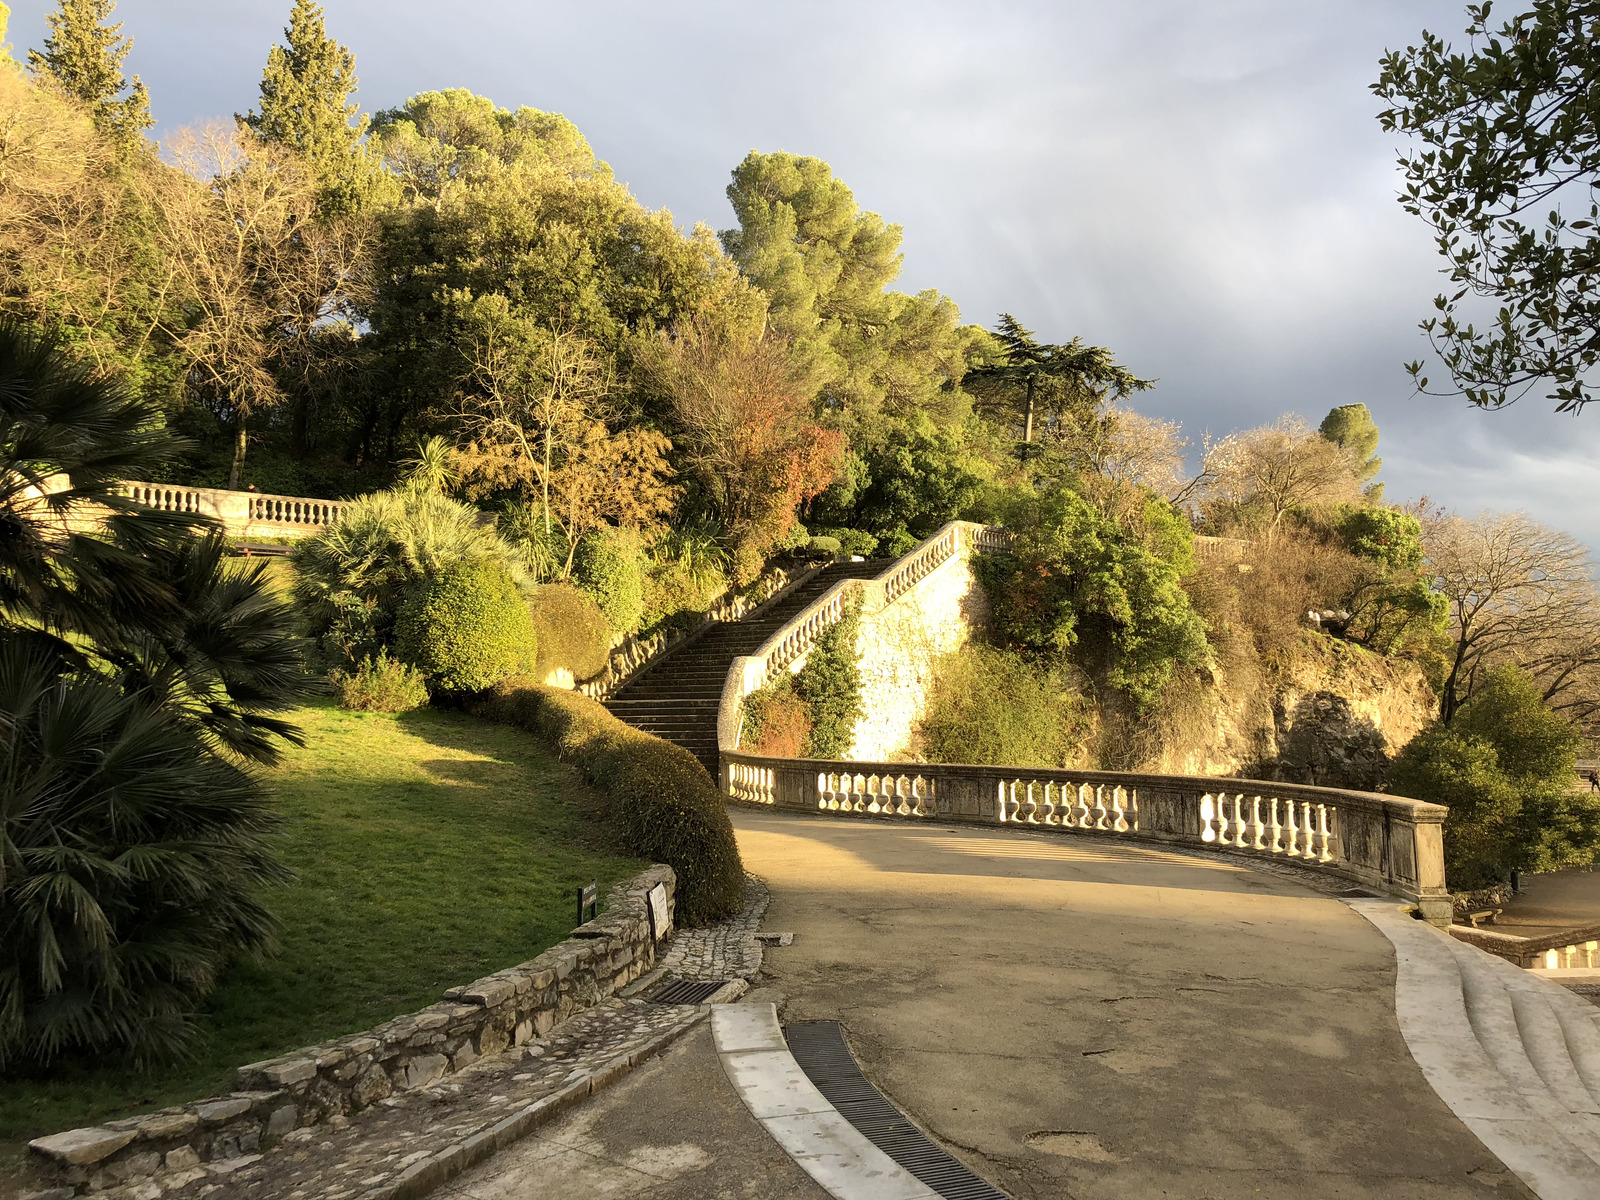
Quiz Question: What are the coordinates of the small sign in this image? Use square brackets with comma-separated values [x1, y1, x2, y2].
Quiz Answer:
[576, 879, 599, 928]
[647, 883, 671, 941]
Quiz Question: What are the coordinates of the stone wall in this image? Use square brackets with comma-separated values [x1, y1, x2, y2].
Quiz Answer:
[26, 866, 675, 1194]
[845, 550, 989, 762]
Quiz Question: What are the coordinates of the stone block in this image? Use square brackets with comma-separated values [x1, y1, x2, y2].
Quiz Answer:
[513, 1019, 534, 1046]
[28, 1127, 136, 1166]
[401, 1054, 448, 1090]
[239, 1130, 261, 1154]
[451, 1041, 478, 1071]
[105, 1150, 161, 1181]
[264, 1105, 297, 1137]
[254, 1057, 316, 1087]
[136, 1111, 199, 1139]
[478, 1023, 510, 1057]
[197, 1098, 253, 1126]
[351, 1063, 392, 1109]
[534, 1010, 556, 1037]
[164, 1146, 201, 1171]
[415, 1008, 450, 1030]
[526, 968, 555, 991]
[460, 977, 516, 1007]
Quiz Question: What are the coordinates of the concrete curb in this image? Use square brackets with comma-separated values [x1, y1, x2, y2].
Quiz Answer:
[1348, 899, 1600, 1200]
[360, 1010, 707, 1200]
[711, 1004, 939, 1200]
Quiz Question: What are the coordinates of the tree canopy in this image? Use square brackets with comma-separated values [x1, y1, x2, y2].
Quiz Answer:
[28, 0, 151, 143]
[1376, 0, 1600, 413]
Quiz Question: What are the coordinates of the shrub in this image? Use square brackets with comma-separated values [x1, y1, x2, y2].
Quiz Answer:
[795, 596, 863, 757]
[331, 651, 430, 712]
[527, 583, 612, 682]
[742, 673, 813, 757]
[0, 642, 289, 1068]
[814, 527, 880, 558]
[1390, 666, 1597, 888]
[470, 683, 744, 924]
[574, 528, 645, 635]
[918, 644, 1087, 767]
[395, 561, 537, 693]
[291, 491, 523, 671]
[807, 535, 842, 556]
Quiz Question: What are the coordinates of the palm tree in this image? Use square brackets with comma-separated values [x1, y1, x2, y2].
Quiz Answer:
[0, 319, 307, 1067]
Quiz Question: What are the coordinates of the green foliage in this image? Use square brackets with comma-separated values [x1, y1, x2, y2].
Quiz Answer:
[720, 150, 972, 430]
[0, 640, 288, 1070]
[978, 488, 1210, 711]
[28, 0, 151, 141]
[807, 535, 842, 555]
[741, 673, 812, 758]
[1319, 404, 1381, 483]
[239, 0, 377, 214]
[290, 490, 521, 671]
[329, 651, 429, 712]
[966, 313, 1154, 452]
[473, 684, 745, 924]
[526, 583, 611, 682]
[573, 528, 644, 635]
[1375, 1, 1600, 412]
[1336, 506, 1448, 654]
[395, 560, 535, 693]
[918, 644, 1086, 768]
[1391, 667, 1596, 888]
[795, 597, 864, 757]
[812, 527, 879, 558]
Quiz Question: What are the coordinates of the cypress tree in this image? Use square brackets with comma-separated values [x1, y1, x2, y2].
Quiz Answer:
[240, 0, 373, 214]
[27, 0, 153, 143]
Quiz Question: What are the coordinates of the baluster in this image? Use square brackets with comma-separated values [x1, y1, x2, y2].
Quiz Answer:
[1233, 795, 1248, 847]
[1269, 798, 1284, 853]
[1301, 803, 1318, 860]
[865, 775, 882, 814]
[1314, 804, 1333, 863]
[1023, 781, 1040, 824]
[1041, 782, 1059, 825]
[1110, 787, 1129, 832]
[816, 772, 830, 811]
[1200, 794, 1218, 843]
[1089, 785, 1107, 830]
[1075, 783, 1093, 828]
[853, 774, 868, 813]
[1128, 787, 1140, 831]
[1587, 940, 1599, 969]
[1285, 801, 1303, 857]
[1250, 796, 1266, 849]
[896, 775, 912, 816]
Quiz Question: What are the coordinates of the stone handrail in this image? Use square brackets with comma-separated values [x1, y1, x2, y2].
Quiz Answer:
[577, 564, 818, 700]
[1452, 922, 1600, 969]
[724, 752, 1452, 923]
[714, 520, 1006, 756]
[119, 481, 347, 539]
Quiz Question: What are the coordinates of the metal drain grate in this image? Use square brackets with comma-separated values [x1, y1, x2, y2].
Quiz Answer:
[786, 1021, 1010, 1200]
[643, 977, 728, 1005]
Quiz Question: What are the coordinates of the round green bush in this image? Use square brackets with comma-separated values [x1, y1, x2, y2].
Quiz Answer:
[527, 583, 613, 682]
[574, 528, 644, 635]
[395, 561, 537, 692]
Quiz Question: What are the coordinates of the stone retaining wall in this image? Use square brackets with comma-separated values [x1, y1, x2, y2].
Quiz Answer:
[26, 866, 675, 1194]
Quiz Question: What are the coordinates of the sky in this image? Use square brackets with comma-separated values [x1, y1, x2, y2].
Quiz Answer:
[9, 0, 1600, 547]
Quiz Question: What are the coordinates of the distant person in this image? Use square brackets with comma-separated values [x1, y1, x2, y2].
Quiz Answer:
[1589, 770, 1599, 793]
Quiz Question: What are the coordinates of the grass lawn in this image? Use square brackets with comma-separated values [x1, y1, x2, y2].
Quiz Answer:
[0, 699, 643, 1166]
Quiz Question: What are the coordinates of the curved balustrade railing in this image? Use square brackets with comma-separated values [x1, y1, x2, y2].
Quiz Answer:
[715, 520, 1010, 755]
[117, 481, 346, 538]
[722, 751, 1452, 922]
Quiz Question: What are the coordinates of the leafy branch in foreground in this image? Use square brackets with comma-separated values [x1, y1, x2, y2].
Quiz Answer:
[1375, 0, 1600, 413]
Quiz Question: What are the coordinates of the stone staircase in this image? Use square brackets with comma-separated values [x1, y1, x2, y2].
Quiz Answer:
[603, 560, 886, 773]
[1352, 899, 1600, 1196]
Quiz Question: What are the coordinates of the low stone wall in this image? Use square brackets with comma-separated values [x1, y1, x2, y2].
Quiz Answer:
[27, 866, 675, 1194]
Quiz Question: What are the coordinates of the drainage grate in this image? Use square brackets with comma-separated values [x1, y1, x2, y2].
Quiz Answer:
[786, 1021, 1010, 1200]
[643, 977, 728, 1005]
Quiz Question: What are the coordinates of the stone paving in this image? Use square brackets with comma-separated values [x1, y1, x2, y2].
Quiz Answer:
[77, 876, 776, 1200]
[656, 874, 769, 982]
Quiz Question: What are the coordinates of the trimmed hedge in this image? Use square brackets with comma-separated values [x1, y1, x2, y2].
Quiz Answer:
[527, 583, 612, 682]
[574, 528, 644, 635]
[396, 561, 536, 693]
[470, 683, 744, 925]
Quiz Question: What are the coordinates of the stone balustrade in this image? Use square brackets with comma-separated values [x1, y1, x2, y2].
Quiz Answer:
[1452, 921, 1600, 969]
[118, 481, 347, 539]
[722, 752, 1452, 922]
[715, 520, 1000, 755]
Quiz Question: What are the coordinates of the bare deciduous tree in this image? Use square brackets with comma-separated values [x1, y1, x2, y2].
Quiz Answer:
[1423, 508, 1600, 727]
[1199, 415, 1361, 535]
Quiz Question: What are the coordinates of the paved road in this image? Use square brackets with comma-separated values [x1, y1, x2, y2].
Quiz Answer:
[437, 1020, 829, 1200]
[1496, 867, 1600, 938]
[735, 808, 1531, 1200]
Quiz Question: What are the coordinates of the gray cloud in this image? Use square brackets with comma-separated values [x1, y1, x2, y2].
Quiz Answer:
[11, 0, 1599, 543]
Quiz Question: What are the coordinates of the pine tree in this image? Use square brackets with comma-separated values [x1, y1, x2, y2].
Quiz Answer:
[27, 0, 152, 143]
[240, 0, 372, 214]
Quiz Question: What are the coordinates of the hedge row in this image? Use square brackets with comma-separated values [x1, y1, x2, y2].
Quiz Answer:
[470, 682, 744, 925]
